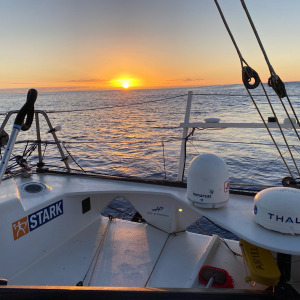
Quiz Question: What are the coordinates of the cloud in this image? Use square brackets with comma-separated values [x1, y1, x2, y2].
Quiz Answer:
[8, 82, 36, 85]
[66, 79, 109, 83]
[165, 78, 204, 83]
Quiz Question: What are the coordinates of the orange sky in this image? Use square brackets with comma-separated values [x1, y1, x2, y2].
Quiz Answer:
[0, 0, 300, 92]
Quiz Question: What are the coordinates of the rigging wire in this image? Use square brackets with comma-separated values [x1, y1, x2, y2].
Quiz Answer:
[10, 127, 297, 185]
[184, 135, 300, 148]
[259, 83, 300, 175]
[245, 83, 295, 178]
[239, 0, 300, 176]
[240, 0, 300, 137]
[182, 128, 288, 187]
[214, 0, 260, 89]
[3, 121, 297, 187]
[1, 92, 300, 117]
[45, 94, 186, 114]
[17, 134, 300, 149]
[214, 0, 248, 67]
[240, 1, 276, 77]
[214, 0, 298, 178]
[192, 93, 300, 97]
[245, 146, 296, 184]
[240, 0, 287, 99]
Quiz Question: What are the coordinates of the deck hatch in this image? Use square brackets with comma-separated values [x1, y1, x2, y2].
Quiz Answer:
[22, 182, 46, 193]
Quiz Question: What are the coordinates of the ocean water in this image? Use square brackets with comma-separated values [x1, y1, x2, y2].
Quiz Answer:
[1, 82, 300, 238]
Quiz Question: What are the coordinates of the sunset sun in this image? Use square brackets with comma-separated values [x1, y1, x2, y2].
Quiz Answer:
[110, 77, 139, 89]
[122, 82, 130, 89]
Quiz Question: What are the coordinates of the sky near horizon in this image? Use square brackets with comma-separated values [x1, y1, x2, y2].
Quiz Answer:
[0, 0, 300, 92]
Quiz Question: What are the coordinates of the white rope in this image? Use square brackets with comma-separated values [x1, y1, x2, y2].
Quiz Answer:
[240, 0, 275, 76]
[214, 0, 247, 67]
[241, 0, 300, 133]
[214, 0, 298, 178]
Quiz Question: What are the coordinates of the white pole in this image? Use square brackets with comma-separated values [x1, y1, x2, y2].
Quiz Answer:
[0, 89, 37, 183]
[0, 125, 21, 182]
[177, 91, 193, 181]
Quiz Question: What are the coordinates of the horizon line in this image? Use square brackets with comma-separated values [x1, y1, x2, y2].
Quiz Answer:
[0, 81, 299, 94]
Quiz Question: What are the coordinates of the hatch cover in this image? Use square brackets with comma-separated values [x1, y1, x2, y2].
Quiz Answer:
[22, 182, 47, 194]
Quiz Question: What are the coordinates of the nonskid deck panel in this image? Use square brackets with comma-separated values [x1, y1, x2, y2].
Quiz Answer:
[9, 217, 265, 291]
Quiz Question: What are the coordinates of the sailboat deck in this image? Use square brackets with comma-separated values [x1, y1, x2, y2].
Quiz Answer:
[9, 217, 266, 291]
[4, 173, 299, 256]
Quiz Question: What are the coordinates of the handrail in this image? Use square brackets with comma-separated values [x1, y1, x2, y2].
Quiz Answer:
[37, 110, 70, 172]
[0, 90, 38, 183]
[177, 91, 300, 182]
[0, 105, 71, 183]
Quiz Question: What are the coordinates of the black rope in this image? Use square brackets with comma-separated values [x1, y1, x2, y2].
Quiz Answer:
[24, 142, 38, 159]
[195, 222, 211, 236]
[22, 141, 29, 157]
[62, 143, 86, 173]
[181, 127, 196, 180]
[195, 220, 241, 257]
[220, 237, 242, 257]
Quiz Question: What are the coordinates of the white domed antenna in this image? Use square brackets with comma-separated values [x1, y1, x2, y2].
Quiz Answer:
[187, 153, 229, 208]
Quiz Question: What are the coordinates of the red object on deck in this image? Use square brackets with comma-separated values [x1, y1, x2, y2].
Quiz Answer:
[199, 265, 234, 288]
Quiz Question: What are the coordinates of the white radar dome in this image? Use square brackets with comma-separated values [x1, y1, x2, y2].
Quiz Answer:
[187, 153, 229, 208]
[254, 187, 300, 235]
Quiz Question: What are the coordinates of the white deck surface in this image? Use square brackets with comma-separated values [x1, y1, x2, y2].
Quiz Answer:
[10, 216, 264, 290]
[10, 218, 169, 286]
[7, 174, 300, 256]
[194, 193, 300, 255]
